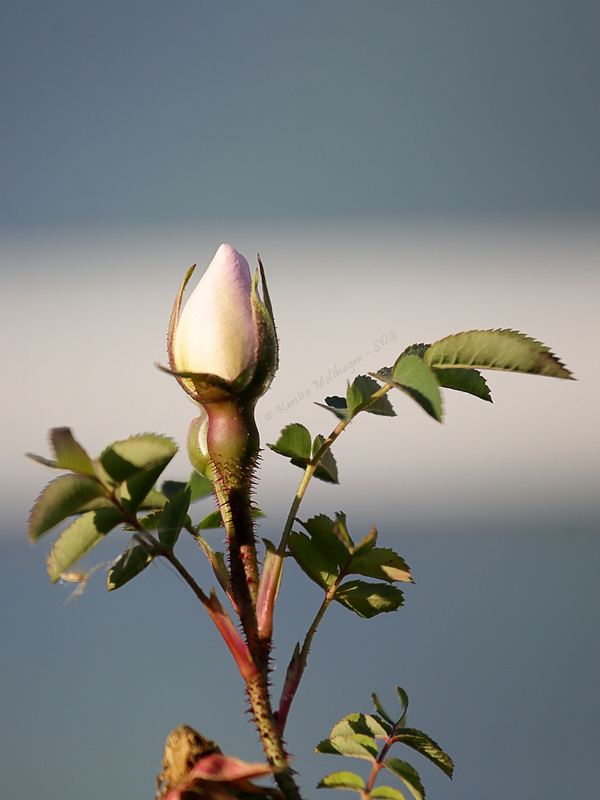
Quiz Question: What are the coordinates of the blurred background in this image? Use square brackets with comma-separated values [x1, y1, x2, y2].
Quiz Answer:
[1, 2, 599, 799]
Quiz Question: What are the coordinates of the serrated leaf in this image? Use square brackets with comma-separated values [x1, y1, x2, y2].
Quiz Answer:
[107, 542, 156, 591]
[99, 434, 177, 483]
[350, 548, 412, 584]
[347, 375, 396, 417]
[27, 474, 106, 541]
[395, 687, 409, 723]
[392, 728, 454, 778]
[424, 329, 573, 379]
[383, 760, 424, 800]
[432, 366, 492, 402]
[370, 786, 409, 800]
[288, 531, 339, 590]
[50, 428, 96, 475]
[315, 734, 379, 761]
[47, 508, 124, 582]
[371, 692, 395, 726]
[312, 434, 340, 484]
[317, 396, 351, 422]
[334, 580, 404, 618]
[331, 713, 390, 739]
[317, 771, 366, 791]
[351, 526, 378, 558]
[299, 514, 352, 566]
[158, 487, 191, 549]
[267, 423, 312, 462]
[388, 355, 443, 422]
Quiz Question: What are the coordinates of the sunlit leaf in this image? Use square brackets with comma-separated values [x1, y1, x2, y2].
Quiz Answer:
[315, 734, 379, 761]
[267, 423, 312, 463]
[433, 366, 492, 402]
[99, 434, 177, 483]
[298, 514, 352, 567]
[312, 434, 339, 484]
[392, 728, 454, 778]
[47, 508, 124, 582]
[350, 548, 412, 584]
[383, 759, 424, 800]
[288, 531, 339, 590]
[331, 713, 390, 739]
[347, 375, 396, 417]
[369, 785, 409, 800]
[27, 474, 105, 541]
[390, 355, 443, 422]
[424, 329, 573, 379]
[317, 771, 366, 791]
[50, 427, 96, 475]
[107, 542, 156, 591]
[334, 580, 404, 618]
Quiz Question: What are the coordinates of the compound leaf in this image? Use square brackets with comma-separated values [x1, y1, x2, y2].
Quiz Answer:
[288, 531, 339, 590]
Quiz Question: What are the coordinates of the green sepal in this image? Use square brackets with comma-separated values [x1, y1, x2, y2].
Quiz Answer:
[334, 580, 404, 618]
[27, 474, 106, 541]
[424, 328, 573, 379]
[316, 771, 366, 791]
[369, 785, 410, 800]
[391, 728, 454, 778]
[107, 541, 156, 591]
[288, 531, 339, 590]
[331, 713, 390, 739]
[47, 508, 124, 582]
[315, 733, 379, 761]
[383, 760, 424, 800]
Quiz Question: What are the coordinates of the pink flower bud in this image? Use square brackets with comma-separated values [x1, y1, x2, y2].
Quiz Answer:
[167, 244, 277, 404]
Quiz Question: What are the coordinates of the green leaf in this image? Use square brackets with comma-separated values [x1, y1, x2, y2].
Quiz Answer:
[312, 434, 340, 484]
[424, 329, 573, 379]
[288, 531, 339, 590]
[351, 526, 378, 558]
[317, 395, 350, 421]
[197, 509, 224, 530]
[369, 786, 409, 800]
[371, 692, 395, 727]
[388, 355, 443, 422]
[267, 423, 312, 463]
[433, 366, 492, 402]
[50, 427, 96, 475]
[347, 375, 396, 417]
[331, 713, 390, 739]
[99, 434, 177, 483]
[189, 469, 213, 501]
[395, 687, 409, 723]
[350, 548, 413, 584]
[27, 474, 105, 541]
[392, 728, 454, 778]
[383, 760, 424, 800]
[298, 514, 352, 567]
[47, 508, 124, 582]
[334, 580, 405, 618]
[158, 487, 191, 549]
[315, 734, 379, 761]
[107, 542, 156, 591]
[317, 771, 366, 791]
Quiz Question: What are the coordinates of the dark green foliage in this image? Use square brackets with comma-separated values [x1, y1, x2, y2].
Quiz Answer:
[267, 423, 339, 483]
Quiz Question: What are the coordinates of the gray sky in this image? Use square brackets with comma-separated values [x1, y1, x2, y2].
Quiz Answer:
[2, 0, 599, 231]
[2, 4, 599, 800]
